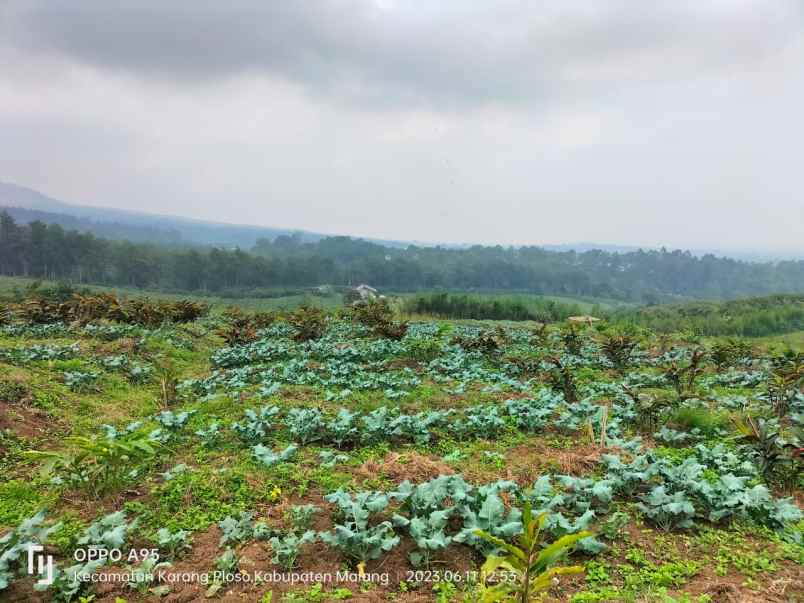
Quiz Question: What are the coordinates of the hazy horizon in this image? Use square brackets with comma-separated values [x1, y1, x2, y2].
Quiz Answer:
[0, 179, 800, 260]
[2, 2, 803, 253]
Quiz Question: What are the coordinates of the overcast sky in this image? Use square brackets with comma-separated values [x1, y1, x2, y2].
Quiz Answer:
[1, 1, 802, 251]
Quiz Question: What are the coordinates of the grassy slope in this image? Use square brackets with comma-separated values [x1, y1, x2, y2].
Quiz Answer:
[0, 275, 629, 316]
[0, 275, 342, 311]
[1, 308, 802, 602]
[752, 330, 804, 350]
[397, 291, 634, 312]
[612, 294, 804, 337]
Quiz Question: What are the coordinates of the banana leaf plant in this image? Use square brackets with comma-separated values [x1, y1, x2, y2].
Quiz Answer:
[474, 503, 591, 603]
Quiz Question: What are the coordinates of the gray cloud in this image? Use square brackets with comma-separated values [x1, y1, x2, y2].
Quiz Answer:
[0, 1, 802, 252]
[3, 1, 800, 109]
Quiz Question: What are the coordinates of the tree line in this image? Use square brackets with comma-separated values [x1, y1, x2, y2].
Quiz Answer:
[1, 212, 803, 302]
[403, 293, 586, 322]
[610, 294, 804, 336]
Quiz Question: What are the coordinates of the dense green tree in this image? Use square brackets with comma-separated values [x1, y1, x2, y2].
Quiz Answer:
[0, 211, 801, 302]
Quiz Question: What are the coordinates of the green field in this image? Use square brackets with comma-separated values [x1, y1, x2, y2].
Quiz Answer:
[0, 276, 628, 316]
[0, 290, 801, 602]
[0, 275, 343, 311]
[398, 291, 633, 312]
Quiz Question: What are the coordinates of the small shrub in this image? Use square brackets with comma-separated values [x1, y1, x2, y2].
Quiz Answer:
[670, 406, 728, 436]
[287, 306, 327, 342]
[349, 298, 408, 340]
[475, 504, 590, 601]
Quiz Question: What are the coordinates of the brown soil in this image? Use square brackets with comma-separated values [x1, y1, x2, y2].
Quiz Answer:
[90, 337, 142, 357]
[2, 575, 48, 603]
[478, 441, 610, 486]
[0, 400, 50, 440]
[356, 452, 456, 483]
[678, 561, 804, 603]
[384, 357, 422, 371]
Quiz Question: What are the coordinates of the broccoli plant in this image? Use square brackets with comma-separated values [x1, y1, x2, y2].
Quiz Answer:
[599, 511, 630, 541]
[269, 531, 317, 570]
[100, 354, 129, 371]
[285, 407, 325, 445]
[553, 475, 614, 513]
[38, 560, 106, 601]
[232, 406, 280, 443]
[79, 511, 138, 549]
[128, 363, 153, 384]
[156, 528, 192, 559]
[253, 444, 298, 467]
[0, 511, 61, 591]
[657, 426, 703, 446]
[523, 477, 606, 553]
[286, 505, 320, 532]
[389, 410, 450, 444]
[452, 405, 506, 439]
[539, 511, 604, 554]
[327, 408, 360, 448]
[194, 421, 222, 447]
[636, 486, 696, 531]
[391, 475, 471, 516]
[63, 370, 101, 392]
[393, 509, 454, 567]
[215, 548, 239, 572]
[504, 399, 555, 433]
[360, 406, 393, 445]
[155, 410, 195, 432]
[600, 454, 655, 495]
[218, 512, 272, 546]
[30, 511, 140, 599]
[319, 490, 400, 568]
[127, 556, 172, 594]
[454, 490, 522, 553]
[319, 450, 349, 468]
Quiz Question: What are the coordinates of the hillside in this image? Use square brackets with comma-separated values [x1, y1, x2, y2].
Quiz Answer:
[0, 291, 801, 602]
[2, 211, 804, 303]
[0, 181, 410, 248]
[4, 181, 803, 261]
[0, 181, 327, 247]
[613, 294, 804, 336]
[0, 206, 185, 246]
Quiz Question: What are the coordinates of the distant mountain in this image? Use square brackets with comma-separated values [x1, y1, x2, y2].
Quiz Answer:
[1, 181, 801, 260]
[542, 242, 804, 262]
[0, 181, 423, 249]
[0, 181, 330, 248]
[0, 206, 187, 245]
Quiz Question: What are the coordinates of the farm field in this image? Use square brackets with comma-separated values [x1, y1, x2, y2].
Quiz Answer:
[0, 292, 802, 603]
[0, 277, 623, 317]
[0, 276, 344, 312]
[398, 292, 634, 320]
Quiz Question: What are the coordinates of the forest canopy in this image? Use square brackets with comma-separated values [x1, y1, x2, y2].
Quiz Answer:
[1, 212, 802, 302]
